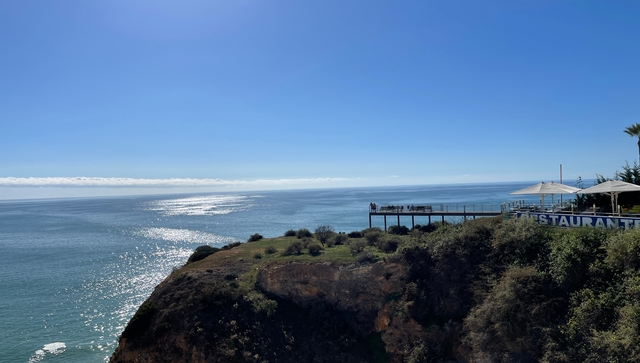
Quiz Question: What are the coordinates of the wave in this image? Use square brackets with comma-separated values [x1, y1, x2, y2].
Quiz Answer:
[28, 342, 66, 363]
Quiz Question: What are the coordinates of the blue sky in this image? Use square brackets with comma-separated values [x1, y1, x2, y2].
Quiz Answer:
[1, 1, 640, 199]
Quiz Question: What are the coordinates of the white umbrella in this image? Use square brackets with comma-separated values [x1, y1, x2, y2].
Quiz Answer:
[577, 180, 640, 213]
[510, 181, 581, 208]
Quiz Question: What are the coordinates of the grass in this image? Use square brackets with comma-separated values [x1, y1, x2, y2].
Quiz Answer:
[179, 234, 407, 289]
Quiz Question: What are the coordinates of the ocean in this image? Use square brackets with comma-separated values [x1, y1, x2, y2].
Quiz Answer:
[0, 182, 544, 362]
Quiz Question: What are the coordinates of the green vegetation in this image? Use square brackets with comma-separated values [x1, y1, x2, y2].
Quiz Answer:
[165, 218, 640, 361]
[247, 233, 263, 242]
[624, 122, 640, 161]
[387, 225, 409, 235]
[314, 225, 335, 246]
[186, 245, 220, 264]
[282, 240, 304, 256]
[264, 245, 277, 254]
[296, 228, 312, 239]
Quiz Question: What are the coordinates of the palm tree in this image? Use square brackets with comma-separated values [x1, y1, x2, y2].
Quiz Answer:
[624, 123, 640, 161]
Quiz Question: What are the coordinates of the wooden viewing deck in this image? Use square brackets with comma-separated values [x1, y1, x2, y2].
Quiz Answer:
[368, 204, 505, 230]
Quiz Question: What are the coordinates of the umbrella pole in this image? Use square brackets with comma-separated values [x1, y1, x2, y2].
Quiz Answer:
[611, 194, 615, 215]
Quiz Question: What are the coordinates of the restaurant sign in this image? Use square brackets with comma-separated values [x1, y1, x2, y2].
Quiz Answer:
[515, 212, 640, 229]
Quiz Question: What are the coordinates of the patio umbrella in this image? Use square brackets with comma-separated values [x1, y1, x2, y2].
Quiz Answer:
[510, 181, 581, 208]
[577, 180, 640, 214]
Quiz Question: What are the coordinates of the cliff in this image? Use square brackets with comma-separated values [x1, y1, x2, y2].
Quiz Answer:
[110, 219, 640, 362]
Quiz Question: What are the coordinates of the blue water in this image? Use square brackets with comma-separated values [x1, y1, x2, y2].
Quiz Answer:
[0, 182, 544, 362]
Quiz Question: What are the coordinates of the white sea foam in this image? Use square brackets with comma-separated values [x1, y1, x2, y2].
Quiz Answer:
[147, 195, 253, 216]
[135, 227, 235, 245]
[28, 342, 66, 362]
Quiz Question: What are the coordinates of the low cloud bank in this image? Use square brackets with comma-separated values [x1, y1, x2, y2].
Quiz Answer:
[0, 177, 350, 188]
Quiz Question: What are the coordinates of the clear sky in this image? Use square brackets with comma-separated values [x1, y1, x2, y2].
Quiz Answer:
[1, 1, 640, 199]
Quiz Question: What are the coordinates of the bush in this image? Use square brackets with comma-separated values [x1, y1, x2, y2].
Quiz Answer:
[282, 241, 303, 256]
[333, 233, 349, 246]
[187, 245, 220, 264]
[350, 240, 367, 254]
[388, 225, 410, 235]
[547, 227, 608, 290]
[379, 237, 400, 253]
[221, 241, 242, 250]
[300, 237, 313, 248]
[605, 228, 640, 271]
[417, 224, 438, 233]
[492, 218, 545, 267]
[284, 229, 297, 237]
[253, 252, 263, 259]
[348, 231, 362, 238]
[308, 243, 323, 256]
[314, 225, 335, 246]
[327, 233, 349, 247]
[264, 245, 277, 254]
[296, 228, 312, 239]
[364, 230, 384, 246]
[465, 266, 558, 362]
[247, 233, 263, 242]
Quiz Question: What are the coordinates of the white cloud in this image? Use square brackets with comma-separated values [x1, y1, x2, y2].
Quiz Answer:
[0, 176, 351, 188]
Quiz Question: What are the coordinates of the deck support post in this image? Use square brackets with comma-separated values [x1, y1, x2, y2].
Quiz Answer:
[412, 215, 414, 229]
[369, 213, 372, 228]
[384, 215, 387, 231]
[397, 214, 400, 227]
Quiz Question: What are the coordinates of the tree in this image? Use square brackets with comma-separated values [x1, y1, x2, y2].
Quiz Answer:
[623, 123, 640, 161]
[314, 225, 335, 246]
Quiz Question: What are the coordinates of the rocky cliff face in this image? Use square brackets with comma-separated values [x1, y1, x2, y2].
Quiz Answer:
[109, 256, 429, 363]
[257, 260, 406, 330]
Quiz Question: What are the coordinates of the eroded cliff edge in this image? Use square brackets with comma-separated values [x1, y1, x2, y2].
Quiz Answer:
[111, 218, 640, 362]
[109, 253, 428, 363]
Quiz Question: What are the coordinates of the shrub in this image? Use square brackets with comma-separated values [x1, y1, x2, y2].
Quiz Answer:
[492, 218, 545, 267]
[379, 237, 400, 253]
[547, 227, 608, 290]
[350, 240, 367, 254]
[605, 228, 640, 271]
[326, 238, 336, 247]
[348, 231, 362, 238]
[284, 229, 297, 237]
[388, 225, 410, 235]
[247, 233, 263, 242]
[418, 224, 437, 233]
[465, 266, 557, 362]
[253, 252, 263, 259]
[187, 245, 220, 264]
[314, 225, 335, 246]
[300, 237, 313, 248]
[221, 242, 242, 250]
[364, 230, 384, 246]
[361, 227, 383, 235]
[296, 228, 312, 239]
[308, 243, 323, 256]
[264, 245, 277, 254]
[282, 241, 303, 256]
[333, 233, 349, 246]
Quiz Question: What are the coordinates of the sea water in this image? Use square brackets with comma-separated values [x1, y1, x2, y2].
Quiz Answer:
[0, 182, 545, 362]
